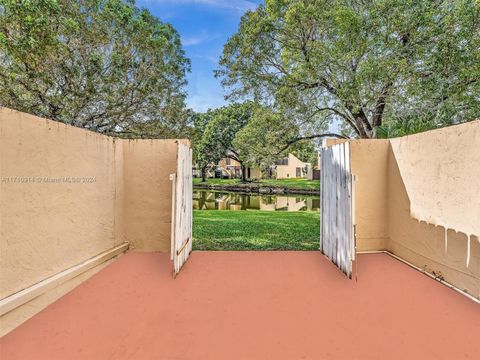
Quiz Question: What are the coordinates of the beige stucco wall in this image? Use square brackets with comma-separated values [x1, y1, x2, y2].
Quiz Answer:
[323, 138, 389, 251]
[0, 108, 184, 301]
[387, 121, 480, 298]
[0, 109, 122, 299]
[122, 139, 179, 252]
[327, 121, 480, 298]
[349, 140, 390, 251]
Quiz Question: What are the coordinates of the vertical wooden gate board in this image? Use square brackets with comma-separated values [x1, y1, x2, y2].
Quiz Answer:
[320, 142, 355, 277]
[171, 142, 193, 276]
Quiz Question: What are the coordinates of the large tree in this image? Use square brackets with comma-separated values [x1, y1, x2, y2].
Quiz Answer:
[234, 107, 293, 173]
[234, 107, 320, 177]
[195, 102, 254, 181]
[217, 0, 480, 139]
[0, 0, 190, 136]
[191, 110, 215, 181]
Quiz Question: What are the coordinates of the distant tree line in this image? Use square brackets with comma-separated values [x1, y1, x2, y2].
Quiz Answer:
[193, 102, 318, 182]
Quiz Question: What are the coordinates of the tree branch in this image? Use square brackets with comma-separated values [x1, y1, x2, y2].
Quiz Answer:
[313, 105, 360, 137]
[276, 133, 349, 155]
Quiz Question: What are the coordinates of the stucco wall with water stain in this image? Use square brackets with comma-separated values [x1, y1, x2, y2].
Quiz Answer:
[386, 121, 480, 299]
[330, 121, 480, 298]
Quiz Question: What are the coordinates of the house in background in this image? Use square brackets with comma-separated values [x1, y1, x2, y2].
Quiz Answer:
[198, 152, 320, 180]
[215, 156, 263, 179]
[209, 155, 262, 180]
[218, 157, 242, 178]
[245, 166, 262, 179]
[193, 155, 246, 179]
[275, 152, 322, 180]
[275, 153, 311, 179]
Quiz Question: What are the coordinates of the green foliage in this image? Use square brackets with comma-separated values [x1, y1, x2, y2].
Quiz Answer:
[0, 0, 190, 136]
[289, 141, 317, 166]
[233, 106, 296, 171]
[191, 111, 213, 164]
[234, 106, 317, 170]
[217, 0, 480, 139]
[193, 210, 320, 251]
[194, 103, 318, 175]
[376, 118, 438, 139]
[118, 109, 194, 139]
[194, 102, 254, 179]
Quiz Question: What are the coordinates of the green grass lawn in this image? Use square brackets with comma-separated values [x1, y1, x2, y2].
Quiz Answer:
[256, 178, 319, 190]
[193, 178, 320, 190]
[193, 210, 320, 251]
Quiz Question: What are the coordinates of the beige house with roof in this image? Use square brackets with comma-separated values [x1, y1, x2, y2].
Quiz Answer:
[275, 153, 311, 179]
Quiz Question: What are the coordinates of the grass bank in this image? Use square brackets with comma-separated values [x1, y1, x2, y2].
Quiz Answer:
[193, 178, 320, 193]
[193, 210, 320, 251]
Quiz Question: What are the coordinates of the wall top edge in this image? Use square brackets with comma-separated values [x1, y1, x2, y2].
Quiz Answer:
[0, 107, 189, 145]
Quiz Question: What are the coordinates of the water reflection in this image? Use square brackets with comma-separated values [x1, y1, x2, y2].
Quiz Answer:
[193, 190, 320, 212]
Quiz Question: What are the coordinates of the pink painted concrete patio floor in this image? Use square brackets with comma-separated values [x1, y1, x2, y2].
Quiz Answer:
[1, 252, 479, 360]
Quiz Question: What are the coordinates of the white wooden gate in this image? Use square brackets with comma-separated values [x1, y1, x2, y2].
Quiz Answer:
[320, 142, 355, 277]
[170, 142, 193, 277]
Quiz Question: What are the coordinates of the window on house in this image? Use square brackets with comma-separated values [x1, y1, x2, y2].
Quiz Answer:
[276, 158, 289, 166]
[296, 167, 301, 177]
[225, 158, 231, 165]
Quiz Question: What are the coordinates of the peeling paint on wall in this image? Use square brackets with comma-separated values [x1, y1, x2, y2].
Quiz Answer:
[389, 122, 480, 238]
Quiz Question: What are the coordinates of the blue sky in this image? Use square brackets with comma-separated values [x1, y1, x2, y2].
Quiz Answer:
[137, 0, 263, 112]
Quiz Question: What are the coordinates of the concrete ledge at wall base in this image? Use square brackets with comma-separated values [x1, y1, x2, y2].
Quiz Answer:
[0, 242, 129, 317]
[357, 250, 480, 304]
[0, 257, 117, 337]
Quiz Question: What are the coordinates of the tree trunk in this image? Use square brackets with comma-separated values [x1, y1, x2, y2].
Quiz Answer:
[240, 163, 246, 182]
[201, 165, 207, 182]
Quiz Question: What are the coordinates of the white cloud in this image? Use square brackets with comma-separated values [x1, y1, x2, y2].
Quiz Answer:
[182, 35, 205, 46]
[182, 30, 220, 46]
[148, 0, 258, 13]
[187, 92, 226, 112]
[190, 53, 219, 64]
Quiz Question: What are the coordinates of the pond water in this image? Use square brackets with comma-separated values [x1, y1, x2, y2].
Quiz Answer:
[193, 190, 320, 212]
